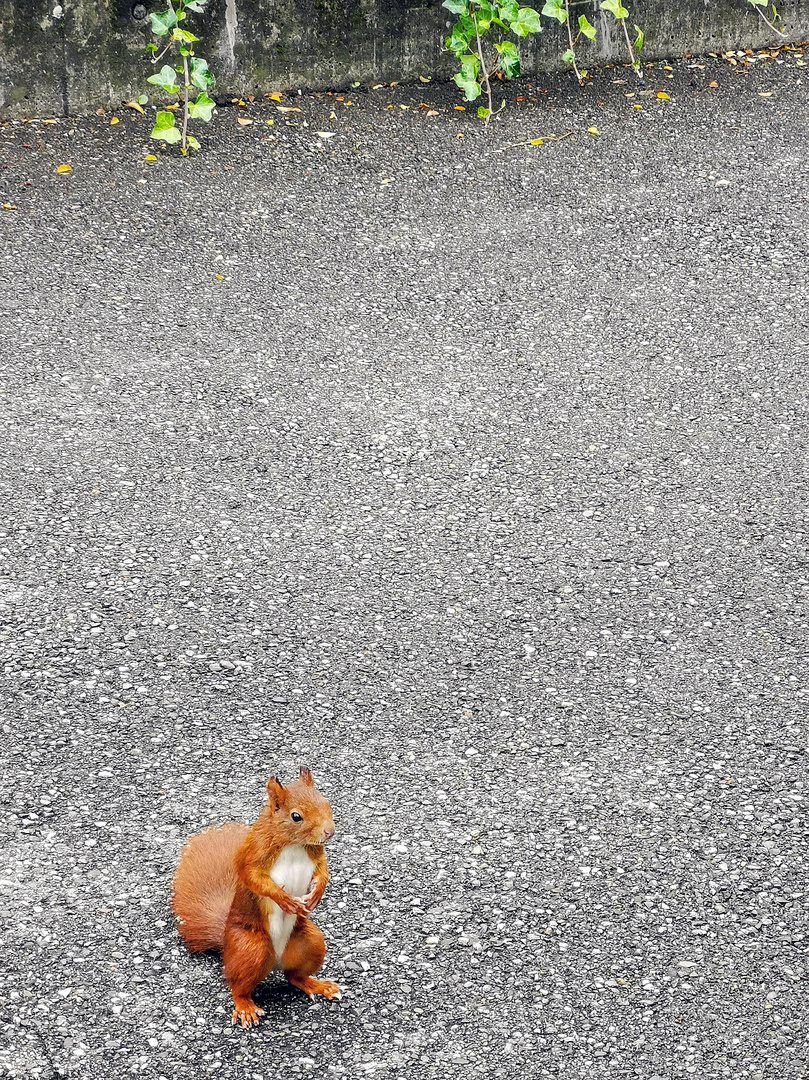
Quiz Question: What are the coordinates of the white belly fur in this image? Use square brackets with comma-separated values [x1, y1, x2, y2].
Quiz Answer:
[263, 845, 315, 964]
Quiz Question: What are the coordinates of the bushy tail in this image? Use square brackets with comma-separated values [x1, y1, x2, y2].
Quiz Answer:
[171, 822, 249, 953]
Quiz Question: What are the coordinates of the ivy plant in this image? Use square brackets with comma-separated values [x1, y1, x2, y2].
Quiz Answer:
[146, 0, 215, 154]
[443, 0, 643, 119]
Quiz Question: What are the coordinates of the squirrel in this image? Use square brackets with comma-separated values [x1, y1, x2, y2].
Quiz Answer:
[171, 766, 340, 1027]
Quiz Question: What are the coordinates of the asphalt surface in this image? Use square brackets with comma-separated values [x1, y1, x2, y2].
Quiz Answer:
[1, 46, 808, 1080]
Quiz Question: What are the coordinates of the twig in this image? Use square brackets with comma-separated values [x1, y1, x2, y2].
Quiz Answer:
[181, 52, 190, 153]
[472, 13, 493, 121]
[619, 16, 643, 81]
[753, 3, 788, 39]
[564, 0, 583, 81]
[490, 130, 575, 153]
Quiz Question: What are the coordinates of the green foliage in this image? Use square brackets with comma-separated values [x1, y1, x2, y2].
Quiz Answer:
[145, 0, 215, 154]
[151, 110, 181, 143]
[443, 0, 644, 118]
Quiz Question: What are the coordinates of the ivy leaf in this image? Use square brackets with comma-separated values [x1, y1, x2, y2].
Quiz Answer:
[633, 24, 644, 49]
[516, 6, 542, 30]
[600, 0, 629, 19]
[172, 27, 198, 41]
[562, 48, 575, 63]
[147, 64, 181, 93]
[541, 0, 567, 23]
[188, 91, 215, 121]
[578, 14, 597, 39]
[510, 7, 542, 35]
[151, 110, 181, 142]
[442, 0, 469, 12]
[499, 0, 519, 19]
[459, 52, 480, 80]
[473, 0, 495, 30]
[494, 39, 521, 77]
[452, 72, 482, 100]
[185, 0, 206, 10]
[446, 28, 471, 55]
[186, 134, 201, 149]
[148, 5, 178, 35]
[478, 106, 491, 119]
[190, 56, 214, 88]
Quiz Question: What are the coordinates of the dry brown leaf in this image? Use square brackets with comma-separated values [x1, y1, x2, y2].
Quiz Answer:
[276, 106, 301, 113]
[237, 117, 253, 126]
[125, 101, 144, 114]
[426, 110, 439, 117]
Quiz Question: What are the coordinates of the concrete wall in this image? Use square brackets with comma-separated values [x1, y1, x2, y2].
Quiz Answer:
[1, 0, 807, 118]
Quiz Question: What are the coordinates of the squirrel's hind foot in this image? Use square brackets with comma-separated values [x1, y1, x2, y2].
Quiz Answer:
[287, 975, 342, 1000]
[231, 999, 265, 1027]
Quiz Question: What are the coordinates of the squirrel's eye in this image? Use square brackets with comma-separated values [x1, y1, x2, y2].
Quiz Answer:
[291, 811, 303, 823]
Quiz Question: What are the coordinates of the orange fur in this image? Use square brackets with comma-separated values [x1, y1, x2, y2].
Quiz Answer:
[171, 821, 249, 952]
[170, 768, 338, 1027]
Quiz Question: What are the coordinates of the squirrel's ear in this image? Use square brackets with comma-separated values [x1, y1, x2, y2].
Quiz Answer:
[266, 776, 286, 809]
[299, 765, 314, 787]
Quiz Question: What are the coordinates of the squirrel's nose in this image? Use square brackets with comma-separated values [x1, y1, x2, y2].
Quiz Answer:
[323, 825, 335, 841]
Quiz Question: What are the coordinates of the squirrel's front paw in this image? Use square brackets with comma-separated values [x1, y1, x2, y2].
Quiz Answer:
[277, 895, 308, 918]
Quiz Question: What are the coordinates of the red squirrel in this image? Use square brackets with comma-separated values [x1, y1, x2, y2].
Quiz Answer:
[171, 766, 340, 1026]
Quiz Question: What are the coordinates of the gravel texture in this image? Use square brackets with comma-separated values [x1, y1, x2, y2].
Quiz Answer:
[1, 47, 808, 1080]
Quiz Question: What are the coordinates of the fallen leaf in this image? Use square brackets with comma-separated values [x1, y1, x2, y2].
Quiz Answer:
[455, 132, 464, 138]
[215, 273, 224, 279]
[237, 117, 253, 125]
[419, 76, 431, 83]
[516, 95, 525, 102]
[335, 96, 344, 102]
[372, 84, 384, 90]
[95, 108, 105, 116]
[530, 138, 544, 145]
[632, 103, 642, 109]
[426, 110, 439, 117]
[399, 104, 409, 110]
[708, 81, 719, 88]
[125, 100, 144, 114]
[268, 93, 282, 102]
[315, 131, 336, 138]
[110, 116, 119, 124]
[56, 164, 72, 172]
[266, 118, 274, 125]
[587, 126, 599, 134]
[656, 91, 670, 99]
[758, 91, 774, 97]
[2, 203, 18, 210]
[145, 154, 157, 161]
[380, 177, 392, 184]
[454, 105, 466, 111]
[276, 106, 301, 113]
[41, 118, 57, 125]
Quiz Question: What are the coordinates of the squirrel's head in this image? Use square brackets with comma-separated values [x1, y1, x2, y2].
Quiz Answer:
[265, 766, 336, 846]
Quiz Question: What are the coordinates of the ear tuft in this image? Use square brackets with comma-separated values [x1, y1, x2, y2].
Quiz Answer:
[266, 776, 286, 809]
[299, 765, 314, 787]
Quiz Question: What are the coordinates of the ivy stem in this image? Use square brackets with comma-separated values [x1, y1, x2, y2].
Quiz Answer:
[619, 15, 643, 81]
[182, 51, 190, 154]
[153, 40, 173, 64]
[564, 0, 583, 81]
[472, 13, 493, 123]
[752, 2, 787, 39]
